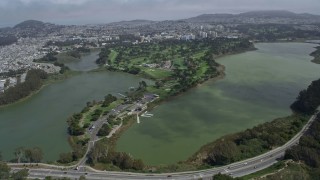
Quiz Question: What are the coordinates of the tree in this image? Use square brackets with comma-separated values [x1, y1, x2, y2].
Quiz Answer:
[119, 153, 133, 169]
[155, 81, 163, 89]
[141, 81, 147, 88]
[291, 78, 320, 114]
[11, 169, 29, 180]
[79, 175, 86, 180]
[97, 124, 111, 136]
[0, 162, 10, 179]
[4, 79, 10, 88]
[206, 141, 240, 165]
[24, 147, 43, 163]
[213, 173, 241, 180]
[14, 147, 25, 163]
[0, 69, 48, 106]
[87, 141, 108, 165]
[58, 152, 73, 164]
[102, 94, 117, 107]
[132, 159, 144, 170]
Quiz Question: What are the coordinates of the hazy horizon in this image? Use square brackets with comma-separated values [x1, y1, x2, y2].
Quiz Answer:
[1, 0, 320, 28]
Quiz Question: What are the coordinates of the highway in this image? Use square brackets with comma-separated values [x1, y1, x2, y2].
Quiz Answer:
[9, 111, 319, 180]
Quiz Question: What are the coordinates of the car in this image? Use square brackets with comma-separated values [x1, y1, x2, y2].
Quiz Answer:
[243, 162, 248, 165]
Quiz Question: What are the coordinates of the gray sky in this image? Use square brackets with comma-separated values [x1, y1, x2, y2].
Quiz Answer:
[1, 0, 320, 27]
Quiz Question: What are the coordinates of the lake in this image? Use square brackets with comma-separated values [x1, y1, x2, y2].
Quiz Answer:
[116, 43, 320, 165]
[0, 64, 146, 161]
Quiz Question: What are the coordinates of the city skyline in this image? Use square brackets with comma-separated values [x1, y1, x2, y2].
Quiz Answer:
[1, 0, 320, 27]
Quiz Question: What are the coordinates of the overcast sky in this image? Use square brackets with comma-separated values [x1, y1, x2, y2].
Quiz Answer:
[1, 0, 320, 27]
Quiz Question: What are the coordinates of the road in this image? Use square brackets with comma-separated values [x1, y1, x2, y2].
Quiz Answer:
[9, 111, 318, 180]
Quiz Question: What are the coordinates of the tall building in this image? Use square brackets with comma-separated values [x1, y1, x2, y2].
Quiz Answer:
[199, 31, 208, 38]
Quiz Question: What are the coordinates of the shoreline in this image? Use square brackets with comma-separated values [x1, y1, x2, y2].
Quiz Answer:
[0, 44, 257, 165]
[96, 49, 252, 168]
[0, 70, 79, 109]
[137, 47, 256, 109]
[0, 85, 45, 109]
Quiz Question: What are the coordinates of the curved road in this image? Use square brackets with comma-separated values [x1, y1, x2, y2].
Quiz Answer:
[9, 112, 318, 180]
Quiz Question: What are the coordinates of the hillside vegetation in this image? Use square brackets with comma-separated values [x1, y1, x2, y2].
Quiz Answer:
[310, 46, 320, 64]
[0, 69, 48, 106]
[189, 78, 320, 168]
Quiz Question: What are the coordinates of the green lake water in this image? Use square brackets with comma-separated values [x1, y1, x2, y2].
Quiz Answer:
[1, 42, 319, 164]
[116, 43, 320, 165]
[0, 71, 146, 161]
[59, 50, 100, 71]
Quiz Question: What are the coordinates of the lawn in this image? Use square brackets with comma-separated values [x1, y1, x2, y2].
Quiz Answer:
[129, 57, 148, 66]
[193, 51, 206, 59]
[109, 50, 118, 64]
[172, 57, 185, 68]
[195, 62, 209, 78]
[141, 67, 172, 80]
[81, 99, 124, 127]
[146, 86, 170, 99]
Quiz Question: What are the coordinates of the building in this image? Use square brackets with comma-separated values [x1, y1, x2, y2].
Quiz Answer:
[181, 34, 196, 41]
[0, 80, 5, 93]
[199, 31, 208, 39]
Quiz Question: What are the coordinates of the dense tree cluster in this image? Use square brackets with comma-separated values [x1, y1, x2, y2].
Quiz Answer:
[97, 124, 111, 136]
[91, 109, 103, 121]
[0, 69, 48, 106]
[87, 140, 144, 171]
[53, 62, 70, 74]
[57, 152, 73, 164]
[0, 161, 11, 179]
[13, 146, 43, 163]
[102, 94, 117, 107]
[213, 173, 241, 180]
[58, 137, 88, 164]
[291, 78, 320, 114]
[11, 169, 29, 180]
[310, 46, 320, 64]
[67, 113, 85, 136]
[96, 48, 111, 65]
[0, 160, 28, 180]
[284, 114, 320, 177]
[189, 115, 307, 166]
